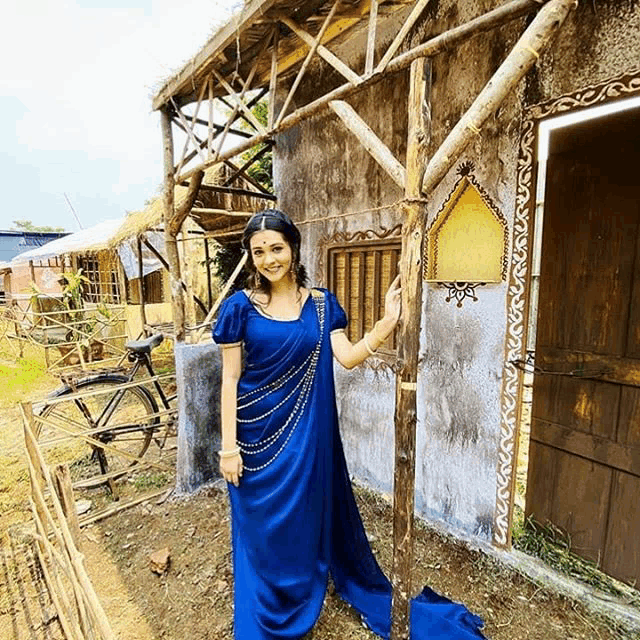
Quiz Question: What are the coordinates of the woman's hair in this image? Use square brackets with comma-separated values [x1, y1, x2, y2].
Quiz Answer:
[242, 209, 308, 294]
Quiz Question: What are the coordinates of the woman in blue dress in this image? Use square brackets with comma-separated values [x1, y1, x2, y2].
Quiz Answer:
[213, 209, 486, 640]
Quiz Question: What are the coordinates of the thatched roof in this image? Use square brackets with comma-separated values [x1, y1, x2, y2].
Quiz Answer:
[9, 219, 125, 265]
[153, 0, 414, 110]
[109, 163, 271, 246]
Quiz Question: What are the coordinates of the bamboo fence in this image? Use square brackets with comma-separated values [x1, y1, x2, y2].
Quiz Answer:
[21, 403, 116, 640]
[1, 302, 128, 373]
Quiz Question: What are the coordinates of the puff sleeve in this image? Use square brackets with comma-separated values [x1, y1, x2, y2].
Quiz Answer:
[212, 292, 247, 346]
[325, 290, 348, 334]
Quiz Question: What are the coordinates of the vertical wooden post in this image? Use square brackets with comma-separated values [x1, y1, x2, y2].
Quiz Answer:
[204, 237, 213, 309]
[29, 260, 36, 284]
[161, 107, 187, 342]
[137, 235, 148, 335]
[53, 464, 82, 550]
[182, 222, 197, 338]
[115, 256, 127, 306]
[391, 57, 431, 640]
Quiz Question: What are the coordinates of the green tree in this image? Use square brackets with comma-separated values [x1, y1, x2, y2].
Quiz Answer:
[11, 219, 65, 233]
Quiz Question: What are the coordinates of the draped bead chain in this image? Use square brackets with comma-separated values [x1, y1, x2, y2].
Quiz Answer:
[238, 291, 325, 472]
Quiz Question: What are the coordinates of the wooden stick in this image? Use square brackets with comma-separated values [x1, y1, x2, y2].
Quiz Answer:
[275, 2, 343, 128]
[194, 252, 248, 343]
[78, 487, 169, 527]
[33, 411, 173, 472]
[191, 208, 255, 217]
[390, 57, 431, 640]
[213, 59, 261, 161]
[162, 107, 187, 342]
[276, 11, 360, 87]
[23, 439, 117, 640]
[329, 100, 406, 188]
[222, 148, 274, 193]
[208, 76, 215, 159]
[365, 0, 379, 76]
[142, 237, 208, 314]
[176, 0, 545, 184]
[211, 68, 267, 135]
[376, 0, 434, 73]
[421, 0, 576, 194]
[30, 511, 85, 640]
[40, 373, 174, 405]
[53, 464, 83, 550]
[182, 183, 277, 201]
[173, 79, 209, 173]
[137, 235, 148, 334]
[169, 169, 204, 237]
[268, 26, 279, 130]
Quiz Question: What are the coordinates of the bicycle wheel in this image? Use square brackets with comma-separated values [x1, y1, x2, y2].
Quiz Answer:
[36, 375, 159, 489]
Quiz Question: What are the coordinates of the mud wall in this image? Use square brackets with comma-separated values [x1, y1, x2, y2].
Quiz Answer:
[273, 0, 640, 542]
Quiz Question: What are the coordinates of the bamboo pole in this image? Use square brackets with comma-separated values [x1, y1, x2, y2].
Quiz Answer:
[176, 0, 548, 184]
[421, 0, 578, 194]
[275, 0, 343, 128]
[161, 107, 187, 342]
[30, 512, 85, 640]
[268, 26, 279, 130]
[276, 11, 360, 86]
[212, 60, 261, 162]
[53, 464, 82, 550]
[22, 407, 118, 640]
[211, 68, 268, 135]
[365, 0, 379, 76]
[137, 235, 148, 335]
[376, 0, 435, 73]
[194, 252, 248, 343]
[204, 238, 213, 309]
[391, 57, 431, 640]
[329, 100, 406, 188]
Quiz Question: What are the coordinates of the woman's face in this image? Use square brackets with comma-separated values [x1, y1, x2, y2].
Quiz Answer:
[249, 230, 293, 285]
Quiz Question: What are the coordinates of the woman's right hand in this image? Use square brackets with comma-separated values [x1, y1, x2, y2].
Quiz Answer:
[220, 452, 243, 487]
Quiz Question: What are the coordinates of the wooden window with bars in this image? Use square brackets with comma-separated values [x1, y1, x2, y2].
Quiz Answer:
[77, 256, 121, 304]
[77, 257, 101, 303]
[328, 241, 401, 351]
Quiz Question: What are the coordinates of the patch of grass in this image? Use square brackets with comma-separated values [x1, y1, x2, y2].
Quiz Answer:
[513, 510, 640, 608]
[132, 472, 170, 490]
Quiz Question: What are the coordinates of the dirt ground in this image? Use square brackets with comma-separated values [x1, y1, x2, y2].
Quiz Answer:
[0, 346, 636, 640]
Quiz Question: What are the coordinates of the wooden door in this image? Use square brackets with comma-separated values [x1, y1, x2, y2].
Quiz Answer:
[525, 107, 640, 585]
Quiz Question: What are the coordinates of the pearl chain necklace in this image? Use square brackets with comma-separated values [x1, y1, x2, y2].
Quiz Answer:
[237, 291, 325, 472]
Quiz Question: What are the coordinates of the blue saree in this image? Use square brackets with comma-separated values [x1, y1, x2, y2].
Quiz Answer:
[213, 288, 486, 640]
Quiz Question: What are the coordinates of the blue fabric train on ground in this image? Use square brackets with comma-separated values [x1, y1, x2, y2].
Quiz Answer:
[212, 209, 486, 640]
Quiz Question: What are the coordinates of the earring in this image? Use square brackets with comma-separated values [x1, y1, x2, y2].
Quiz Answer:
[253, 271, 261, 290]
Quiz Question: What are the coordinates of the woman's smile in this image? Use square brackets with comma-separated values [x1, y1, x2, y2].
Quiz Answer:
[250, 230, 293, 283]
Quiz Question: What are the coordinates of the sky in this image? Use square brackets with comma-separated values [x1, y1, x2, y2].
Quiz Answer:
[0, 0, 243, 232]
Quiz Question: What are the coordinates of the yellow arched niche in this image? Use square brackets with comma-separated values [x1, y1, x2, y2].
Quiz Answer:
[426, 176, 507, 283]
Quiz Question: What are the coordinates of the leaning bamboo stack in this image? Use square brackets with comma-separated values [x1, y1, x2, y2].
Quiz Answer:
[21, 402, 116, 640]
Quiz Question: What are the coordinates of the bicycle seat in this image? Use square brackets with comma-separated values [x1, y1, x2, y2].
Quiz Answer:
[125, 333, 164, 354]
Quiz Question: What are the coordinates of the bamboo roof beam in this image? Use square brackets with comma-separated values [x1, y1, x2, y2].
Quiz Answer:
[365, 0, 379, 76]
[275, 0, 343, 128]
[268, 27, 279, 130]
[152, 0, 282, 110]
[329, 99, 406, 188]
[376, 0, 434, 73]
[276, 10, 361, 86]
[211, 68, 268, 136]
[421, 0, 578, 195]
[175, 0, 553, 184]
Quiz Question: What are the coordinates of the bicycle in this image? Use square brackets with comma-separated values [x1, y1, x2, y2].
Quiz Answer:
[35, 333, 177, 491]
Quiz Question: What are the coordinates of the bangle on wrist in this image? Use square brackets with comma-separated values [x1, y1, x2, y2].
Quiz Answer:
[219, 447, 240, 458]
[363, 333, 377, 356]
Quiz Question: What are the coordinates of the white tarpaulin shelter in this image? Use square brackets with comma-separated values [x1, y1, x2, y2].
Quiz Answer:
[10, 219, 125, 264]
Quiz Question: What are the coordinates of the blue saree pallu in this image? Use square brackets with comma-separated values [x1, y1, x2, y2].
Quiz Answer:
[213, 288, 486, 640]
